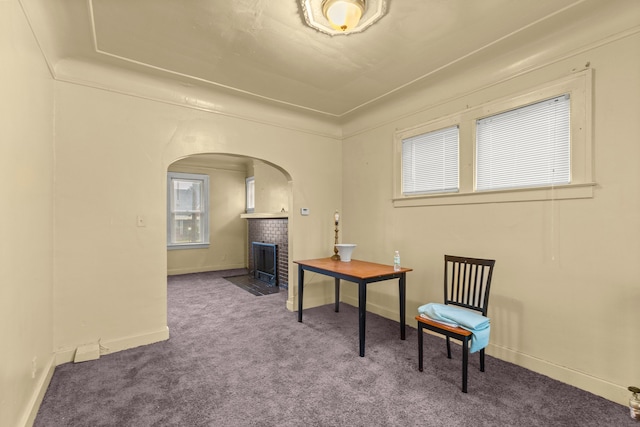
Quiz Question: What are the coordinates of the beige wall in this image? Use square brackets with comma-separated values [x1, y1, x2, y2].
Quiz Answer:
[52, 78, 342, 364]
[340, 32, 640, 404]
[4, 1, 639, 423]
[167, 162, 247, 275]
[0, 1, 55, 426]
[253, 160, 290, 214]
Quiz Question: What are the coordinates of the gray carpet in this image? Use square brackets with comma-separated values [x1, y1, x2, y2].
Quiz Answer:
[35, 271, 634, 426]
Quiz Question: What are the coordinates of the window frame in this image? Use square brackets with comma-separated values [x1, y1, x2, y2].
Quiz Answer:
[395, 117, 461, 197]
[475, 94, 571, 192]
[167, 172, 210, 250]
[393, 70, 594, 207]
[401, 124, 460, 195]
[245, 176, 255, 214]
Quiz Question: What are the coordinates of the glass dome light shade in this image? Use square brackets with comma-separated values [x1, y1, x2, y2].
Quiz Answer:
[322, 0, 365, 32]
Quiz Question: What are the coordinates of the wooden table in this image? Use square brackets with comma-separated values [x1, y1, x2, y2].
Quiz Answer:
[294, 257, 412, 357]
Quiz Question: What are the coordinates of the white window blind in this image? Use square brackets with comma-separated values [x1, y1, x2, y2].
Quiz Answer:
[476, 94, 571, 191]
[402, 125, 459, 195]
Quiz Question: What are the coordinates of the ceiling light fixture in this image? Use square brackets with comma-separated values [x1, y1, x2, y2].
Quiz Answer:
[323, 0, 364, 32]
[301, 0, 387, 36]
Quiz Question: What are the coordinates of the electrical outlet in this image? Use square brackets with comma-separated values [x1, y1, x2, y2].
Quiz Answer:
[300, 208, 310, 216]
[136, 215, 146, 227]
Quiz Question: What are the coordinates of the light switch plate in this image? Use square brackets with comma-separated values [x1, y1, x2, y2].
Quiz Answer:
[300, 208, 310, 216]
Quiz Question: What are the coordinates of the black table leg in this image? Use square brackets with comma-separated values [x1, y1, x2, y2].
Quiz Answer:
[297, 265, 304, 322]
[334, 278, 340, 312]
[358, 280, 367, 357]
[399, 273, 406, 340]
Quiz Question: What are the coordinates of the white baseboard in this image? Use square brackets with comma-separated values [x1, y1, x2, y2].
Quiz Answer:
[20, 354, 55, 427]
[55, 327, 170, 365]
[336, 296, 629, 406]
[167, 264, 246, 276]
[25, 328, 169, 426]
[487, 344, 629, 406]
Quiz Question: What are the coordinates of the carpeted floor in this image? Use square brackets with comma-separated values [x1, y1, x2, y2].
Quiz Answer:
[34, 271, 635, 426]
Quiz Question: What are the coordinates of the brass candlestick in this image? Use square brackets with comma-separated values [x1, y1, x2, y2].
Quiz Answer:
[331, 210, 340, 260]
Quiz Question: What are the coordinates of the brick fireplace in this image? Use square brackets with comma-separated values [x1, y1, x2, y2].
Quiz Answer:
[246, 218, 288, 289]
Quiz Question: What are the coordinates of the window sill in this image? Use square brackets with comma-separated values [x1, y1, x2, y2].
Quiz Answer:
[392, 182, 596, 207]
[168, 243, 210, 250]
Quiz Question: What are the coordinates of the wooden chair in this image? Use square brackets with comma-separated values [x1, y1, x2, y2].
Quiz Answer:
[416, 255, 496, 392]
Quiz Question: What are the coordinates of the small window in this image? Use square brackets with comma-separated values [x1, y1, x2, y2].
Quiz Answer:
[402, 125, 459, 195]
[246, 176, 255, 213]
[167, 172, 209, 249]
[476, 95, 571, 191]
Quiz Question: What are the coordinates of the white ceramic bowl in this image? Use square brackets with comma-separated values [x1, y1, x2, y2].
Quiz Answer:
[335, 244, 357, 262]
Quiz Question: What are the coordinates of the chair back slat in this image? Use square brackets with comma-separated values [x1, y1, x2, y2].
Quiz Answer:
[443, 255, 495, 316]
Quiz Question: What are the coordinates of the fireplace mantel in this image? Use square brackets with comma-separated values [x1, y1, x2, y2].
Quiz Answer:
[241, 213, 289, 219]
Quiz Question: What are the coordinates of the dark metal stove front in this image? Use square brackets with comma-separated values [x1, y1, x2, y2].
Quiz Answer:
[252, 242, 278, 286]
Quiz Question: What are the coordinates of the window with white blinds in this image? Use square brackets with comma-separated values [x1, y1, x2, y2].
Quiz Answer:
[402, 125, 459, 195]
[476, 94, 571, 191]
[393, 70, 592, 207]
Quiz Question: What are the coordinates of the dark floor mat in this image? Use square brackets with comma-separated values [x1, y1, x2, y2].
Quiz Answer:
[223, 274, 280, 296]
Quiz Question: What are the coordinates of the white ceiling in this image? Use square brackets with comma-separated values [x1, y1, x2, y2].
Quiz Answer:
[19, 0, 639, 118]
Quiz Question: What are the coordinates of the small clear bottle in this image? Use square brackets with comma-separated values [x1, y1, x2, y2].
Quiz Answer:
[393, 251, 401, 271]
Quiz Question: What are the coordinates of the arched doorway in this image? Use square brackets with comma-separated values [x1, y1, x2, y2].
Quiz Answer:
[166, 153, 293, 299]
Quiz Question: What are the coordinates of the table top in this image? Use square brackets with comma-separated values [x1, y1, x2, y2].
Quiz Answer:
[294, 257, 412, 280]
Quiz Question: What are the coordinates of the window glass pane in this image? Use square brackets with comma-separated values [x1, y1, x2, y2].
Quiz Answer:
[170, 212, 202, 243]
[170, 178, 203, 243]
[476, 94, 570, 191]
[246, 177, 255, 213]
[172, 180, 202, 212]
[402, 125, 459, 195]
[167, 172, 209, 247]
